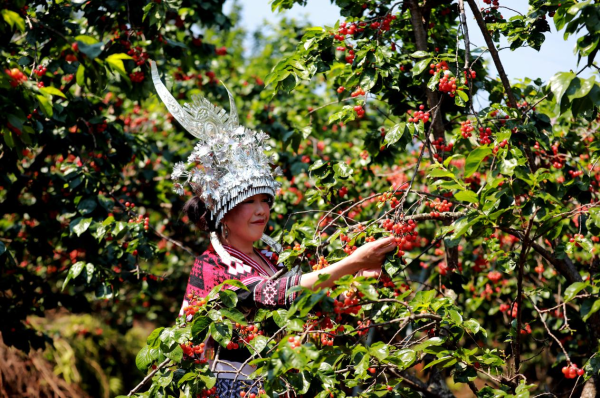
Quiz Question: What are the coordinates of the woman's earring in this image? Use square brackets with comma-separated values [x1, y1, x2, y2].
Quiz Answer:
[223, 224, 229, 239]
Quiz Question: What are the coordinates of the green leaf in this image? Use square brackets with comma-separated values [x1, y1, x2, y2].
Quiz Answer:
[582, 299, 600, 322]
[147, 327, 165, 348]
[549, 71, 576, 106]
[455, 90, 469, 107]
[209, 321, 232, 347]
[75, 35, 99, 45]
[333, 162, 353, 178]
[463, 319, 485, 337]
[177, 372, 197, 387]
[387, 349, 416, 369]
[191, 316, 212, 339]
[566, 76, 596, 102]
[218, 290, 238, 308]
[222, 279, 249, 291]
[135, 346, 159, 371]
[1, 9, 25, 32]
[423, 355, 456, 370]
[155, 371, 173, 387]
[248, 335, 268, 354]
[384, 123, 406, 147]
[36, 95, 53, 117]
[356, 282, 378, 301]
[77, 198, 97, 215]
[70, 217, 92, 237]
[454, 190, 478, 204]
[40, 86, 67, 99]
[219, 308, 247, 325]
[368, 342, 389, 361]
[164, 345, 183, 362]
[359, 68, 377, 91]
[410, 51, 430, 58]
[273, 309, 288, 328]
[448, 310, 463, 325]
[61, 261, 85, 290]
[464, 146, 493, 178]
[451, 213, 482, 239]
[564, 281, 587, 302]
[77, 41, 104, 60]
[76, 64, 86, 87]
[106, 53, 133, 75]
[85, 263, 95, 283]
[412, 58, 432, 76]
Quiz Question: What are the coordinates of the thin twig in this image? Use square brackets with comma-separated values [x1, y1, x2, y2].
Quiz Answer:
[127, 358, 170, 396]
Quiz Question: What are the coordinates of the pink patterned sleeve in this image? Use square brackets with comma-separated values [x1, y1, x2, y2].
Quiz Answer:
[236, 274, 302, 308]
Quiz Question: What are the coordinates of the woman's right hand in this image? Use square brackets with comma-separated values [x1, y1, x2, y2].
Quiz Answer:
[347, 236, 397, 271]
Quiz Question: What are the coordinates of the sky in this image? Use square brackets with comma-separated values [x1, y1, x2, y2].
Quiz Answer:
[223, 0, 592, 84]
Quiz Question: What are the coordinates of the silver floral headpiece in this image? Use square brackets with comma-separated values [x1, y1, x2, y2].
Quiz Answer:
[150, 61, 282, 262]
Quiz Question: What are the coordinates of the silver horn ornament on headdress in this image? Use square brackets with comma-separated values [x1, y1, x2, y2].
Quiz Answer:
[150, 60, 283, 263]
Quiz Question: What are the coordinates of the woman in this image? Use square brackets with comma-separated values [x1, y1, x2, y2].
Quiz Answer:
[150, 60, 396, 396]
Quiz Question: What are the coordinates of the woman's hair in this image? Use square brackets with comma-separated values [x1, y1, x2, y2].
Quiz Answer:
[182, 196, 218, 232]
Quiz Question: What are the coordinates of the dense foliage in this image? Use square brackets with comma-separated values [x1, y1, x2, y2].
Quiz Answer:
[2, 0, 600, 397]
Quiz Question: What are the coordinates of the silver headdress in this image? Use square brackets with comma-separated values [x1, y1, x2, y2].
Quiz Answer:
[150, 60, 282, 264]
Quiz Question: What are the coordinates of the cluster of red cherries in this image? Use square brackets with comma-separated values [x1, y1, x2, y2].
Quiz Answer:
[407, 105, 430, 124]
[438, 72, 458, 96]
[381, 218, 419, 256]
[180, 341, 207, 363]
[127, 213, 150, 231]
[487, 270, 503, 283]
[353, 105, 365, 118]
[5, 67, 28, 87]
[492, 139, 509, 154]
[350, 86, 366, 97]
[340, 234, 358, 255]
[336, 46, 356, 64]
[460, 120, 474, 138]
[182, 294, 206, 318]
[432, 137, 453, 162]
[424, 198, 452, 217]
[333, 291, 362, 315]
[126, 45, 150, 66]
[562, 363, 585, 379]
[551, 143, 564, 169]
[429, 60, 449, 75]
[311, 256, 330, 271]
[483, 0, 500, 8]
[478, 126, 493, 145]
[226, 323, 263, 350]
[129, 71, 145, 83]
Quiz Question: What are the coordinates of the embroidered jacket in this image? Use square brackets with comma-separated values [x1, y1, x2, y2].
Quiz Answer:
[181, 244, 302, 379]
[184, 244, 302, 308]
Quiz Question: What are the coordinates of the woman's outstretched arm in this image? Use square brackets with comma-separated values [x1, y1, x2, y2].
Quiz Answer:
[300, 236, 397, 289]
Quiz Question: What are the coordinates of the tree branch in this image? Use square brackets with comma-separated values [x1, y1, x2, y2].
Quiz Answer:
[465, 0, 518, 109]
[127, 358, 170, 396]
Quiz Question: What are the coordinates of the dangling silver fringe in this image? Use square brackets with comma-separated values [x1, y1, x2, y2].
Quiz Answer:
[261, 234, 282, 253]
[210, 231, 232, 265]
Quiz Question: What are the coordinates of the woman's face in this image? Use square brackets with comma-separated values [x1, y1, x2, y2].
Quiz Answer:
[221, 194, 272, 244]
